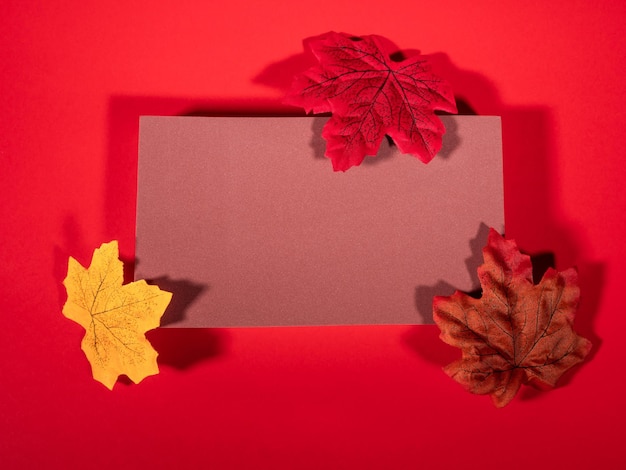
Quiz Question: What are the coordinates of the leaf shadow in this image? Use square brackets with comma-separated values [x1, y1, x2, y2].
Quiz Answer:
[402, 324, 459, 369]
[414, 280, 456, 325]
[146, 328, 227, 371]
[571, 260, 604, 362]
[361, 136, 400, 166]
[53, 215, 86, 309]
[253, 52, 317, 93]
[310, 115, 329, 160]
[413, 222, 489, 324]
[464, 222, 491, 288]
[436, 114, 461, 160]
[119, 255, 136, 285]
[113, 326, 227, 385]
[143, 275, 208, 327]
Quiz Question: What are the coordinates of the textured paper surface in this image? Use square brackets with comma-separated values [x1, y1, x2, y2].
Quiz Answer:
[135, 116, 503, 327]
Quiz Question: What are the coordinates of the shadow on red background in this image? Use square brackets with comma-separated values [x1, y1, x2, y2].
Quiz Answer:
[146, 327, 226, 370]
[53, 216, 85, 310]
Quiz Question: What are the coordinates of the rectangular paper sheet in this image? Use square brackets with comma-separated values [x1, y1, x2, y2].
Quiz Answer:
[135, 116, 504, 327]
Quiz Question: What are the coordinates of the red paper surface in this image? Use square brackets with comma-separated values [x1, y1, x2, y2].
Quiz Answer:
[2, 2, 625, 468]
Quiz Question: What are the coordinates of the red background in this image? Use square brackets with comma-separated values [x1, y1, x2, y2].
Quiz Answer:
[2, 1, 625, 468]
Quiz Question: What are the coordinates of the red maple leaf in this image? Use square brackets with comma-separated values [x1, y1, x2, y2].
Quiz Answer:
[433, 229, 592, 407]
[284, 31, 457, 171]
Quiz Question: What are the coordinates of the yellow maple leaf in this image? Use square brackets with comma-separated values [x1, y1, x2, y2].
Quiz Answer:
[62, 241, 172, 390]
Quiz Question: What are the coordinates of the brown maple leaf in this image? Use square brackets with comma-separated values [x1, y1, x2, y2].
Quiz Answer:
[62, 241, 172, 390]
[433, 229, 591, 407]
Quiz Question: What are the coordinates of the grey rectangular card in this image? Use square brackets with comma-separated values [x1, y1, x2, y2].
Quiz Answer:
[136, 116, 503, 327]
